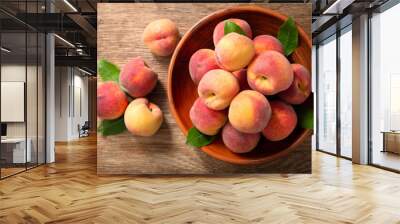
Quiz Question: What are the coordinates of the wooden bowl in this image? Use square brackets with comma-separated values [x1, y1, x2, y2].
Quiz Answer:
[168, 5, 312, 165]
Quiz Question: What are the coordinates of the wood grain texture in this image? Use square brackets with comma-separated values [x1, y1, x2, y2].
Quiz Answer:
[97, 3, 312, 174]
[1, 136, 400, 223]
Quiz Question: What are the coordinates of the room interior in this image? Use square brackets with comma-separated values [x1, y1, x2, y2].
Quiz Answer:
[0, 27, 46, 177]
[0, 0, 399, 222]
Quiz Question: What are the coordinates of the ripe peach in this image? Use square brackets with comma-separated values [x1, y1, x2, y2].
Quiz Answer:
[142, 19, 179, 56]
[124, 98, 163, 137]
[262, 100, 297, 141]
[189, 49, 220, 85]
[189, 98, 227, 135]
[213, 18, 253, 46]
[222, 122, 260, 153]
[253, 35, 284, 55]
[247, 51, 293, 95]
[97, 81, 128, 120]
[232, 69, 250, 90]
[198, 69, 239, 110]
[215, 32, 255, 71]
[279, 64, 311, 105]
[119, 57, 158, 98]
[228, 90, 271, 134]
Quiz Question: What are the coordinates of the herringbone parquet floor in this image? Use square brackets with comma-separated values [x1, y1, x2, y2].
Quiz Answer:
[0, 135, 399, 224]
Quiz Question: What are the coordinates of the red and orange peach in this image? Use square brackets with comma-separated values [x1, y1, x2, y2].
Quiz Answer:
[247, 51, 293, 95]
[279, 63, 311, 105]
[97, 81, 128, 120]
[222, 122, 260, 153]
[189, 98, 227, 135]
[189, 49, 220, 85]
[198, 69, 240, 110]
[215, 32, 255, 72]
[143, 19, 179, 56]
[213, 18, 252, 46]
[119, 57, 158, 98]
[262, 100, 297, 141]
[228, 90, 271, 134]
[253, 35, 284, 55]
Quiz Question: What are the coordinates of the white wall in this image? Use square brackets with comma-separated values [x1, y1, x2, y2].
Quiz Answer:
[54, 66, 69, 141]
[54, 67, 89, 141]
[1, 65, 38, 138]
[1, 63, 46, 164]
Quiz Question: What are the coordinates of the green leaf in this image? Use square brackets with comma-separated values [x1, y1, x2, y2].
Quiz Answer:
[295, 105, 313, 129]
[98, 59, 120, 82]
[224, 21, 246, 36]
[277, 17, 299, 56]
[98, 117, 126, 136]
[186, 127, 217, 147]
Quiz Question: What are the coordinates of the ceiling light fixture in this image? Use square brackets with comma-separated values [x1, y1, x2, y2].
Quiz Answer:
[54, 34, 75, 48]
[63, 0, 78, 12]
[1, 47, 11, 53]
[322, 0, 355, 15]
[78, 67, 93, 76]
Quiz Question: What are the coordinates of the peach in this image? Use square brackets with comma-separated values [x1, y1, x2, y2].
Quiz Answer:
[142, 19, 179, 56]
[124, 98, 163, 137]
[247, 51, 293, 95]
[189, 49, 220, 85]
[189, 98, 227, 135]
[253, 35, 284, 55]
[119, 57, 158, 98]
[222, 122, 260, 153]
[228, 90, 271, 134]
[213, 18, 252, 46]
[232, 69, 250, 90]
[198, 69, 239, 110]
[215, 32, 255, 71]
[97, 81, 128, 120]
[262, 100, 297, 141]
[279, 64, 312, 105]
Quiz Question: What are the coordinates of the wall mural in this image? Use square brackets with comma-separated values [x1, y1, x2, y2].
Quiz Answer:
[97, 3, 313, 174]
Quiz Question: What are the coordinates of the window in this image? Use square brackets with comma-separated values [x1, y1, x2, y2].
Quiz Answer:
[370, 3, 400, 171]
[339, 26, 352, 158]
[0, 1, 47, 179]
[317, 35, 337, 154]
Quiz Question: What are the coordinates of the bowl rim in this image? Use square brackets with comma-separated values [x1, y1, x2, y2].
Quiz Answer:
[167, 5, 312, 165]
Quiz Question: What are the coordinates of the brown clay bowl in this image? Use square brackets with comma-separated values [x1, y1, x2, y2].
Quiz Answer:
[167, 5, 312, 165]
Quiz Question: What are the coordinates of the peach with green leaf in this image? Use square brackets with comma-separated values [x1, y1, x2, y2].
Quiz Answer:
[253, 35, 284, 55]
[189, 98, 227, 136]
[213, 18, 252, 46]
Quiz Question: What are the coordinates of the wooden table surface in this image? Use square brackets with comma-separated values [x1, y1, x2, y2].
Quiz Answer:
[97, 3, 312, 175]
